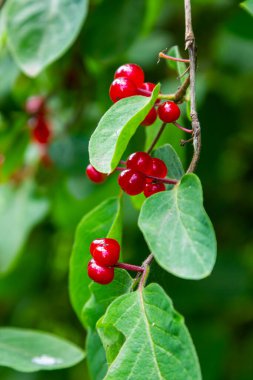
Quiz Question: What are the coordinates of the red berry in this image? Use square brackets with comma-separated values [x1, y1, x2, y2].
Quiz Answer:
[137, 82, 155, 96]
[118, 169, 146, 195]
[158, 101, 181, 123]
[90, 238, 120, 266]
[148, 158, 168, 178]
[25, 96, 45, 115]
[109, 77, 137, 103]
[126, 152, 152, 175]
[114, 63, 144, 87]
[141, 107, 157, 126]
[144, 182, 166, 198]
[31, 116, 51, 144]
[86, 164, 106, 183]
[87, 259, 114, 285]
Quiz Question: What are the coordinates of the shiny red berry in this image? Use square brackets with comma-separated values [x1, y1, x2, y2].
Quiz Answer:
[87, 259, 114, 285]
[114, 63, 144, 87]
[25, 96, 45, 115]
[158, 101, 181, 123]
[126, 152, 152, 175]
[90, 238, 120, 267]
[148, 158, 168, 178]
[86, 164, 106, 183]
[118, 169, 146, 195]
[138, 82, 155, 96]
[144, 182, 166, 198]
[109, 77, 137, 103]
[141, 107, 157, 126]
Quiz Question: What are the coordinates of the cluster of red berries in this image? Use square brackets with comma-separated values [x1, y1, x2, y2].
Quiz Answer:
[109, 63, 181, 126]
[26, 96, 52, 145]
[118, 152, 167, 197]
[87, 238, 120, 284]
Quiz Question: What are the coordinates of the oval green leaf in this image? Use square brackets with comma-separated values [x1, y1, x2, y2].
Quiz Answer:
[89, 84, 160, 174]
[69, 197, 122, 322]
[0, 328, 84, 372]
[138, 174, 217, 279]
[98, 283, 202, 380]
[153, 144, 185, 180]
[4, 0, 89, 77]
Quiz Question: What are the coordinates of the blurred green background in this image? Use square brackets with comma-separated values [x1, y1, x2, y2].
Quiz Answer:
[0, 0, 253, 379]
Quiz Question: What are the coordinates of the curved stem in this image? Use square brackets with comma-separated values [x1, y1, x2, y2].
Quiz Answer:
[173, 121, 192, 134]
[146, 175, 178, 185]
[159, 52, 190, 63]
[115, 262, 144, 272]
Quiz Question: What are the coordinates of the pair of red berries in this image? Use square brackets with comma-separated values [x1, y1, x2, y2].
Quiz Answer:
[118, 151, 167, 197]
[87, 238, 120, 284]
[26, 96, 52, 145]
[109, 63, 181, 126]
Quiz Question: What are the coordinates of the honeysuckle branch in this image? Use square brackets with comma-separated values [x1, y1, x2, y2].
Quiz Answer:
[157, 75, 190, 103]
[184, 0, 201, 173]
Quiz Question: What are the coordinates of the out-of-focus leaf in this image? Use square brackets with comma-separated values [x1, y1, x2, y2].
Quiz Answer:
[240, 0, 253, 16]
[5, 0, 89, 76]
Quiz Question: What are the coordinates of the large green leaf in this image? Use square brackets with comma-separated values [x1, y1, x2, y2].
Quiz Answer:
[0, 181, 49, 274]
[0, 328, 84, 372]
[4, 0, 89, 77]
[69, 197, 122, 322]
[138, 174, 216, 279]
[89, 85, 160, 174]
[98, 283, 202, 380]
[153, 144, 185, 180]
[241, 0, 253, 16]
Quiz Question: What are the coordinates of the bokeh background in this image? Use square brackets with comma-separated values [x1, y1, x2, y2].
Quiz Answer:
[0, 0, 253, 379]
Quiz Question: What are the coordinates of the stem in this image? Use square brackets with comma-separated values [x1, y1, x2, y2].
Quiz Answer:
[159, 51, 190, 63]
[146, 175, 178, 185]
[184, 0, 201, 173]
[138, 254, 154, 290]
[115, 262, 144, 272]
[173, 121, 192, 134]
[115, 166, 125, 171]
[157, 75, 190, 103]
[146, 122, 167, 154]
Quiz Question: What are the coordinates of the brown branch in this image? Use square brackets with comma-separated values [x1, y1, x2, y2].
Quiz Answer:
[184, 0, 201, 173]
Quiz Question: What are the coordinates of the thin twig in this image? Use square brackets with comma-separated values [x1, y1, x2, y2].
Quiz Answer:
[184, 0, 201, 173]
[159, 51, 190, 63]
[146, 122, 167, 154]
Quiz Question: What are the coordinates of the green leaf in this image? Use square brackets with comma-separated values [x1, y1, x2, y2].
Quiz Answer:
[153, 144, 185, 180]
[138, 174, 216, 279]
[69, 197, 122, 322]
[98, 283, 202, 380]
[240, 0, 253, 16]
[89, 85, 160, 174]
[4, 0, 89, 77]
[0, 327, 84, 372]
[167, 46, 188, 83]
[83, 269, 133, 329]
[86, 329, 107, 380]
[0, 181, 49, 274]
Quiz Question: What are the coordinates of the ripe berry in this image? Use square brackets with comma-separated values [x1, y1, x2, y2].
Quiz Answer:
[126, 152, 152, 175]
[87, 259, 114, 285]
[109, 77, 137, 103]
[25, 96, 45, 115]
[158, 101, 181, 123]
[144, 182, 166, 198]
[90, 238, 120, 267]
[86, 164, 106, 183]
[31, 116, 51, 144]
[138, 82, 155, 96]
[148, 158, 168, 178]
[118, 169, 146, 195]
[114, 63, 144, 87]
[141, 107, 157, 126]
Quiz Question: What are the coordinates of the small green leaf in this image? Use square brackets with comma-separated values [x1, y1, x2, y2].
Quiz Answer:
[240, 0, 253, 16]
[82, 269, 133, 329]
[153, 144, 185, 180]
[69, 197, 122, 322]
[86, 329, 107, 380]
[0, 328, 84, 372]
[138, 174, 216, 279]
[98, 283, 202, 380]
[0, 181, 49, 274]
[89, 85, 160, 174]
[4, 0, 89, 77]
